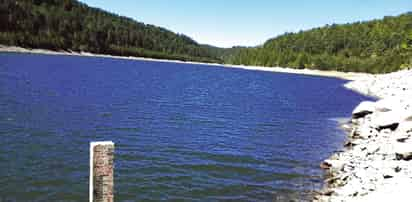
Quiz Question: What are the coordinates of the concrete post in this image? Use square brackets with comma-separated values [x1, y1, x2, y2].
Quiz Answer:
[90, 141, 114, 202]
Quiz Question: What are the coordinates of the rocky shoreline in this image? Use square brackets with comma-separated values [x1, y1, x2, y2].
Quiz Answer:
[315, 69, 412, 201]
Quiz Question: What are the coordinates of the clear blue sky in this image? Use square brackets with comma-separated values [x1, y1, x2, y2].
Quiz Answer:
[79, 0, 412, 48]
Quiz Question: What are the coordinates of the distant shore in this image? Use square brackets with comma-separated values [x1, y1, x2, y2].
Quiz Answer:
[0, 45, 368, 80]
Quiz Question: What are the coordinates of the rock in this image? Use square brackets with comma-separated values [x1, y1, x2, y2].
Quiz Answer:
[322, 189, 334, 196]
[382, 166, 397, 179]
[372, 111, 400, 131]
[325, 176, 339, 185]
[341, 123, 352, 132]
[396, 133, 410, 143]
[324, 159, 346, 173]
[397, 121, 412, 134]
[318, 70, 412, 202]
[374, 98, 396, 112]
[349, 129, 360, 139]
[329, 153, 341, 160]
[377, 122, 399, 132]
[366, 144, 380, 155]
[325, 175, 349, 187]
[396, 152, 412, 161]
[355, 124, 379, 139]
[320, 161, 332, 170]
[395, 143, 412, 161]
[344, 140, 357, 148]
[352, 101, 376, 119]
[373, 97, 410, 112]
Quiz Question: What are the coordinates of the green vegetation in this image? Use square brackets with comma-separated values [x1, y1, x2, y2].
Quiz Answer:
[225, 13, 412, 73]
[0, 0, 411, 73]
[0, 0, 223, 63]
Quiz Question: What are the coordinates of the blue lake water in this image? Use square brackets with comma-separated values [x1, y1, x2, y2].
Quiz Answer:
[0, 53, 370, 201]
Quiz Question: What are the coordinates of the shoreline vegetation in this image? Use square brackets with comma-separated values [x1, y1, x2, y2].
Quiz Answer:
[226, 12, 412, 74]
[1, 0, 411, 74]
[0, 0, 225, 64]
[315, 69, 412, 201]
[0, 45, 367, 81]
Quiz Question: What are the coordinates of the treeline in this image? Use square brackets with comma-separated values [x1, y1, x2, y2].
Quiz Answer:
[225, 13, 412, 73]
[0, 0, 223, 63]
[1, 0, 411, 73]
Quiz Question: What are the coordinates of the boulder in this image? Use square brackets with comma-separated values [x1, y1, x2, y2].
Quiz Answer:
[366, 144, 380, 156]
[397, 121, 412, 133]
[355, 124, 379, 139]
[396, 134, 410, 143]
[377, 123, 399, 132]
[344, 140, 357, 148]
[374, 98, 399, 112]
[396, 152, 412, 161]
[352, 101, 376, 119]
[371, 111, 401, 131]
[324, 159, 346, 171]
[320, 161, 332, 170]
[394, 143, 412, 161]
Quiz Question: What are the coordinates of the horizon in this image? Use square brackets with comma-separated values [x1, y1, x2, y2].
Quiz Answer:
[78, 0, 412, 48]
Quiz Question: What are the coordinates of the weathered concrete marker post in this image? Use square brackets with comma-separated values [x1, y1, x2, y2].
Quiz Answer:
[90, 141, 114, 202]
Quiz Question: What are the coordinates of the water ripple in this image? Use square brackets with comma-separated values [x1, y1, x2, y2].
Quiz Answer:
[0, 53, 373, 201]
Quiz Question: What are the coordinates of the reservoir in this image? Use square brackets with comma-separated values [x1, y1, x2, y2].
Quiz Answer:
[0, 53, 369, 201]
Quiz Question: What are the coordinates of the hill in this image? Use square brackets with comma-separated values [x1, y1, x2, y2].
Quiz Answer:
[1, 1, 411, 73]
[225, 13, 412, 73]
[0, 0, 224, 63]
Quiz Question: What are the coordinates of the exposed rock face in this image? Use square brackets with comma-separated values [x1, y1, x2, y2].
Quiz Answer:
[315, 70, 412, 202]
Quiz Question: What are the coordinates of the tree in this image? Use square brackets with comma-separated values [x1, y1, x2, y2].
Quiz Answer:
[224, 12, 412, 73]
[0, 0, 224, 63]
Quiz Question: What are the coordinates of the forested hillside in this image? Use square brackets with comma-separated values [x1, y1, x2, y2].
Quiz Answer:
[0, 0, 223, 63]
[0, 1, 411, 73]
[225, 13, 412, 73]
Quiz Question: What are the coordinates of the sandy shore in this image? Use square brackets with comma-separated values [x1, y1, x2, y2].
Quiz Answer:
[0, 45, 367, 80]
[315, 69, 412, 201]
